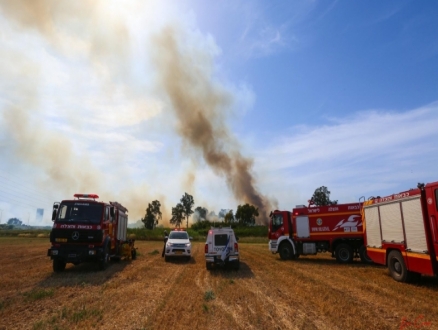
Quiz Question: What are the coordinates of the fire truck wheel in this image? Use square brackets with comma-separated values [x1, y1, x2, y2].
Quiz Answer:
[335, 243, 353, 263]
[388, 250, 410, 282]
[359, 246, 373, 264]
[53, 259, 66, 272]
[98, 245, 110, 270]
[279, 242, 293, 260]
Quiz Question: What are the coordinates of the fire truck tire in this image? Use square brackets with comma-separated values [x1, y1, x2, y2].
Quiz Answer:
[335, 243, 353, 263]
[388, 250, 411, 282]
[131, 249, 137, 260]
[53, 259, 66, 272]
[279, 242, 293, 260]
[359, 245, 373, 264]
[98, 245, 110, 270]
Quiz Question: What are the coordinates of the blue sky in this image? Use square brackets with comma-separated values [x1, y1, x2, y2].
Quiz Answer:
[0, 1, 437, 225]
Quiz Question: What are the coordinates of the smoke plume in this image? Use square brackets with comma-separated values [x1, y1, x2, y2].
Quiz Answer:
[153, 27, 274, 223]
[0, 1, 275, 224]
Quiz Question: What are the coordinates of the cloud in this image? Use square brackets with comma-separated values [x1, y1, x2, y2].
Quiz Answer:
[256, 103, 438, 208]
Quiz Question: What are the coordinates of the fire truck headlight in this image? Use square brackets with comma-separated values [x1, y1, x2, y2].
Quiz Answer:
[51, 250, 58, 256]
[89, 250, 96, 255]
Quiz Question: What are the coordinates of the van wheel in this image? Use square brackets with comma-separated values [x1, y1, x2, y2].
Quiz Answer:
[279, 242, 293, 260]
[53, 259, 66, 272]
[335, 243, 353, 263]
[359, 245, 373, 264]
[388, 250, 411, 282]
[233, 260, 240, 270]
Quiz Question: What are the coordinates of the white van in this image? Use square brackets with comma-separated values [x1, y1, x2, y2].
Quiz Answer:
[204, 227, 240, 270]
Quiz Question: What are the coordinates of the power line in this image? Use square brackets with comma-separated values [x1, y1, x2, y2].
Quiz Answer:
[0, 174, 55, 204]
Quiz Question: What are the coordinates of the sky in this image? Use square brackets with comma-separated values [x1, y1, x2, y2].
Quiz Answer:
[0, 0, 437, 226]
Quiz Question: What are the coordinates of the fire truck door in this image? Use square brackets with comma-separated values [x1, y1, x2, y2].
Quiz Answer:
[296, 216, 310, 238]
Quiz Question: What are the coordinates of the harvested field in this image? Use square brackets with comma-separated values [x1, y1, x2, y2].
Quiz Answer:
[0, 237, 437, 330]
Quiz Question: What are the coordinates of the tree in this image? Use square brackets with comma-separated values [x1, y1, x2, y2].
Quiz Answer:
[309, 186, 338, 206]
[170, 203, 185, 228]
[194, 206, 208, 222]
[235, 204, 259, 226]
[180, 193, 194, 229]
[141, 200, 162, 229]
[224, 210, 235, 224]
[218, 209, 229, 221]
[7, 218, 22, 226]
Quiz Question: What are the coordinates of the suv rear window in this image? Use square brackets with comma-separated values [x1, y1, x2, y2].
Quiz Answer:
[214, 234, 228, 246]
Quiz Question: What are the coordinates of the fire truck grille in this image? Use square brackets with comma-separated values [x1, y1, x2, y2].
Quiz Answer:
[50, 229, 103, 244]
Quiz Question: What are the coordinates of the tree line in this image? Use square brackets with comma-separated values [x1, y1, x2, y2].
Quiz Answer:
[141, 186, 339, 229]
[141, 192, 260, 230]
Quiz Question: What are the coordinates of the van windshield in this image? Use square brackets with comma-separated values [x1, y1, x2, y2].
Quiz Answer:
[56, 202, 103, 224]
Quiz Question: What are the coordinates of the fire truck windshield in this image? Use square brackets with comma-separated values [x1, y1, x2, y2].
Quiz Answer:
[271, 213, 283, 232]
[55, 202, 103, 224]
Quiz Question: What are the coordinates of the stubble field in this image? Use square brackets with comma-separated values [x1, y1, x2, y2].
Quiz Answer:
[0, 237, 437, 330]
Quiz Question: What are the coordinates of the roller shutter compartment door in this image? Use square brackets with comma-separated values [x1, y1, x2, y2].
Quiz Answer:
[296, 216, 310, 238]
[380, 202, 404, 244]
[402, 198, 428, 253]
[364, 206, 382, 248]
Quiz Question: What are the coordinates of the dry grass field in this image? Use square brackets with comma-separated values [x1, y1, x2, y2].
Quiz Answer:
[0, 237, 437, 330]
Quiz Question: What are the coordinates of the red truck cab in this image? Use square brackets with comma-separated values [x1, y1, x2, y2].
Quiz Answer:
[47, 194, 133, 272]
[269, 203, 371, 263]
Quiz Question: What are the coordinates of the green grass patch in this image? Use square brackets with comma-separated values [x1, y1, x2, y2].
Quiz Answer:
[32, 321, 45, 330]
[71, 306, 102, 323]
[148, 249, 159, 255]
[0, 225, 269, 241]
[24, 288, 54, 301]
[202, 303, 209, 312]
[204, 290, 215, 301]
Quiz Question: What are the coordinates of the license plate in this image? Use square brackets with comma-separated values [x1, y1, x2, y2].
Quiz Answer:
[175, 251, 182, 255]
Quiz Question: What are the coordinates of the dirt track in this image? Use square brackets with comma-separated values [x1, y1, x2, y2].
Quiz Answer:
[0, 237, 437, 330]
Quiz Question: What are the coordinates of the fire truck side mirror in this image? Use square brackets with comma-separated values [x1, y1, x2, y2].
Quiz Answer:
[51, 209, 57, 221]
[110, 206, 115, 217]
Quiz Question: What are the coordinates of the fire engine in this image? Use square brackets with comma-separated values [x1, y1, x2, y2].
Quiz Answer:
[363, 182, 438, 282]
[47, 194, 136, 272]
[269, 202, 372, 263]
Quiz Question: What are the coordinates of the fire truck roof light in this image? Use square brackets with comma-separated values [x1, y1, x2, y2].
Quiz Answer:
[74, 193, 99, 199]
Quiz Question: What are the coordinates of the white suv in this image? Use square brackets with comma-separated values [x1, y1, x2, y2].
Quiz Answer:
[205, 227, 240, 270]
[164, 230, 192, 262]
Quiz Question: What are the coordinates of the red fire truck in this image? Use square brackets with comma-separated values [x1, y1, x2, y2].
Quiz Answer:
[269, 202, 372, 263]
[363, 182, 438, 282]
[47, 194, 136, 272]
